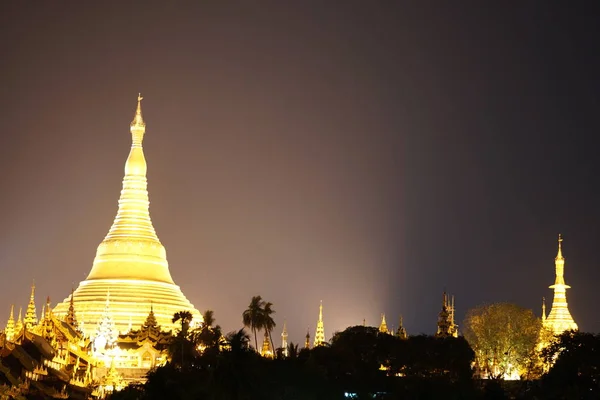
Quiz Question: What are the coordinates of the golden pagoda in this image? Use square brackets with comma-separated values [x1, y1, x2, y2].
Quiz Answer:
[379, 313, 389, 334]
[314, 301, 325, 347]
[544, 234, 578, 334]
[396, 315, 408, 339]
[281, 321, 288, 357]
[4, 305, 15, 341]
[435, 291, 458, 338]
[260, 331, 273, 358]
[53, 95, 201, 336]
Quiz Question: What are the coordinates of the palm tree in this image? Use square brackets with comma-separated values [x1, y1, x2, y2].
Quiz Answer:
[172, 311, 193, 337]
[263, 301, 276, 355]
[193, 309, 223, 350]
[287, 342, 299, 359]
[225, 328, 251, 354]
[202, 309, 215, 328]
[242, 295, 265, 351]
[171, 311, 193, 368]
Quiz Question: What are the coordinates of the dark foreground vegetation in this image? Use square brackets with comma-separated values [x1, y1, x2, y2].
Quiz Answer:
[108, 324, 600, 400]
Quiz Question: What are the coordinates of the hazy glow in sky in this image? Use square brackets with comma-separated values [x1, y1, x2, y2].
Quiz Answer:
[1, 2, 600, 341]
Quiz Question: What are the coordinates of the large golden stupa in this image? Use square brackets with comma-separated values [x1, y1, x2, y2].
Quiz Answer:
[53, 95, 201, 335]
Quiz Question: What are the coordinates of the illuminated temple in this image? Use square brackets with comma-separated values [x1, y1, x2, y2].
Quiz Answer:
[53, 95, 201, 334]
[542, 234, 578, 334]
[0, 96, 202, 397]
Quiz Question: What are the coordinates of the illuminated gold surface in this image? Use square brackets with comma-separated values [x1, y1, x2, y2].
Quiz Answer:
[260, 331, 273, 358]
[544, 235, 578, 334]
[436, 292, 458, 338]
[314, 301, 325, 346]
[54, 96, 200, 335]
[4, 305, 15, 341]
[24, 284, 37, 330]
[379, 313, 388, 334]
[281, 321, 288, 357]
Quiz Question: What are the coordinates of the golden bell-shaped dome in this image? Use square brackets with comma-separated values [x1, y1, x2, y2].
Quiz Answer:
[54, 96, 200, 335]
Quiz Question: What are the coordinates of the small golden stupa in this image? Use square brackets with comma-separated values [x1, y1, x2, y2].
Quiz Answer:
[543, 234, 578, 334]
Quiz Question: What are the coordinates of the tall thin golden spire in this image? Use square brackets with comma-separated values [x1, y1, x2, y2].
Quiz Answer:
[281, 320, 288, 357]
[85, 95, 172, 283]
[53, 95, 200, 336]
[15, 307, 23, 336]
[44, 296, 52, 321]
[4, 305, 15, 341]
[545, 234, 577, 334]
[379, 313, 388, 334]
[556, 234, 563, 259]
[397, 315, 408, 339]
[314, 301, 325, 347]
[436, 290, 458, 338]
[541, 297, 546, 322]
[24, 282, 37, 329]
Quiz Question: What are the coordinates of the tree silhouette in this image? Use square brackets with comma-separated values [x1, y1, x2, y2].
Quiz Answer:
[192, 310, 223, 356]
[170, 311, 194, 368]
[263, 301, 276, 355]
[542, 330, 600, 397]
[242, 295, 265, 351]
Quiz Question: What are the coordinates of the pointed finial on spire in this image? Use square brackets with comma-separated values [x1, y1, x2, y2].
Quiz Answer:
[556, 233, 564, 259]
[45, 296, 52, 320]
[25, 282, 38, 329]
[131, 94, 145, 126]
[130, 94, 146, 145]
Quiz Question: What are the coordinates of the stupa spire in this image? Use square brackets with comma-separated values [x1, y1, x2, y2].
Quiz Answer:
[143, 304, 158, 329]
[131, 94, 145, 129]
[397, 315, 408, 339]
[542, 297, 546, 322]
[545, 234, 578, 334]
[65, 289, 78, 328]
[261, 331, 273, 358]
[436, 290, 458, 338]
[24, 282, 38, 329]
[4, 305, 15, 341]
[93, 291, 117, 353]
[45, 296, 52, 321]
[94, 94, 161, 248]
[305, 329, 310, 349]
[379, 313, 388, 334]
[314, 301, 325, 347]
[15, 307, 23, 336]
[281, 320, 288, 357]
[52, 95, 200, 336]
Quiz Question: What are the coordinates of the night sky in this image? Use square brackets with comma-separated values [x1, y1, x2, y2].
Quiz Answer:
[1, 2, 600, 344]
